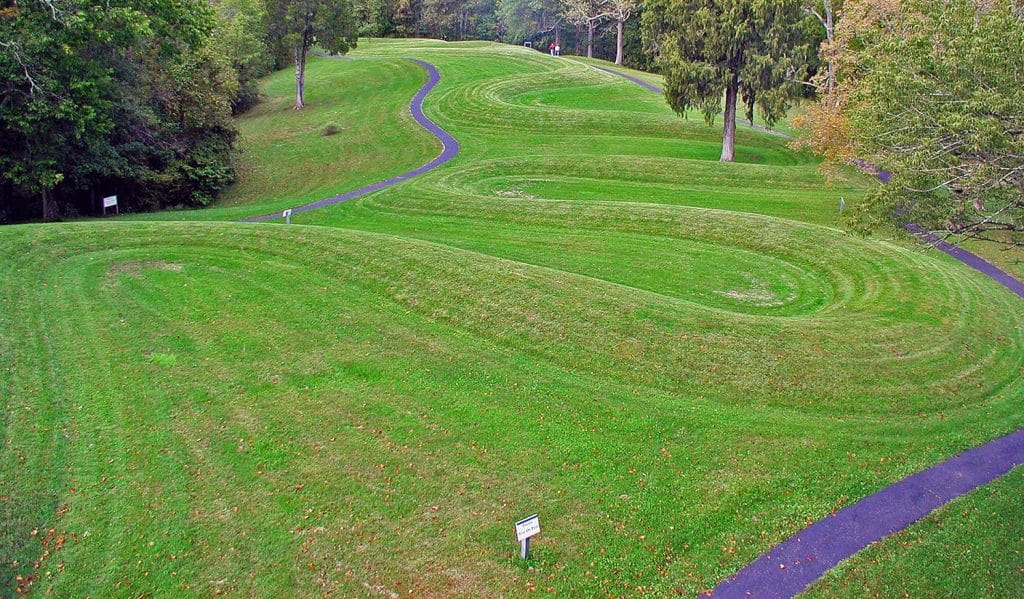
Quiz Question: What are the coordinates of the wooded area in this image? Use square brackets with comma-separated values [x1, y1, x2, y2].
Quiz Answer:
[2, 0, 1021, 245]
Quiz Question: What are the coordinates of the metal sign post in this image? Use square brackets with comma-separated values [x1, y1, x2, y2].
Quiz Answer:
[282, 209, 293, 224]
[102, 195, 118, 216]
[514, 514, 541, 560]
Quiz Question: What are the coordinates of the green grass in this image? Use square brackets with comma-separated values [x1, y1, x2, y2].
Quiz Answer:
[3, 39, 1023, 596]
[127, 55, 440, 221]
[804, 466, 1024, 598]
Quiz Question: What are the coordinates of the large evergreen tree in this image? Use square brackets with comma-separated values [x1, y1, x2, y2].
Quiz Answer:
[643, 0, 810, 162]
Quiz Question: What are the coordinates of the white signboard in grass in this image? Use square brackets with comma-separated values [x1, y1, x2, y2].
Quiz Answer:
[102, 195, 119, 216]
[515, 514, 541, 559]
[515, 514, 540, 542]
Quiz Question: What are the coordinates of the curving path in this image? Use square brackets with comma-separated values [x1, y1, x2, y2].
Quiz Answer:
[242, 59, 458, 223]
[594, 63, 1024, 598]
[590, 65, 795, 140]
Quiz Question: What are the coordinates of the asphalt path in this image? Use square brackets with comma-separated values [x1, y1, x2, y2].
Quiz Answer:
[592, 62, 1024, 599]
[242, 59, 458, 223]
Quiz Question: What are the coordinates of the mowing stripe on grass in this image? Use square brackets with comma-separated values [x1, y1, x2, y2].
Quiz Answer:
[241, 59, 459, 223]
[590, 65, 795, 140]
[709, 429, 1024, 598]
[595, 59, 1024, 599]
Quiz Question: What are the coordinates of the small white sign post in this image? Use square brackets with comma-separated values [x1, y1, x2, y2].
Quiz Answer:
[282, 209, 293, 225]
[515, 514, 541, 560]
[102, 195, 118, 216]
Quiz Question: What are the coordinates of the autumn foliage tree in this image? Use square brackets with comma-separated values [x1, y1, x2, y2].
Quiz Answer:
[643, 0, 810, 162]
[797, 0, 1024, 245]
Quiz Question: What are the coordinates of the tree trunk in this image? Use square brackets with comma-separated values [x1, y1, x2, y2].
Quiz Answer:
[41, 187, 57, 222]
[555, 21, 561, 48]
[721, 74, 739, 163]
[294, 45, 307, 110]
[587, 21, 594, 58]
[825, 2, 836, 96]
[615, 18, 624, 65]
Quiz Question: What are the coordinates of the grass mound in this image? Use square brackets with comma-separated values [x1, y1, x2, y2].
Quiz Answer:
[3, 40, 1023, 596]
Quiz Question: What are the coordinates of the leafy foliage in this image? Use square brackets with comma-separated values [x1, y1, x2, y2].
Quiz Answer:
[798, 0, 1024, 246]
[210, 0, 274, 113]
[266, 0, 358, 109]
[0, 0, 252, 221]
[643, 0, 811, 160]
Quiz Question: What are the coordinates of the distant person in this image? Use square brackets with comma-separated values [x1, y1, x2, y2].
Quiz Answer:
[549, 42, 555, 56]
[555, 44, 561, 57]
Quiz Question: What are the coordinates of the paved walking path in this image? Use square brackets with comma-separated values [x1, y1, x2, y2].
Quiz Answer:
[242, 59, 458, 223]
[594, 62, 1024, 599]
[590, 66, 795, 140]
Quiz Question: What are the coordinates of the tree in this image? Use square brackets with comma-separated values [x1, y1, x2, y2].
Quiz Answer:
[798, 0, 1024, 246]
[643, 0, 810, 162]
[803, 0, 841, 95]
[0, 2, 112, 220]
[420, 0, 498, 39]
[267, 0, 358, 110]
[1, 0, 243, 222]
[564, 0, 609, 58]
[496, 0, 563, 45]
[608, 0, 635, 64]
[210, 0, 273, 113]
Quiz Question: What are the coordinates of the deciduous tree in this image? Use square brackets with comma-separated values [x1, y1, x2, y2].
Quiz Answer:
[564, 0, 609, 58]
[608, 0, 634, 64]
[804, 0, 841, 95]
[266, 0, 358, 110]
[799, 0, 1024, 246]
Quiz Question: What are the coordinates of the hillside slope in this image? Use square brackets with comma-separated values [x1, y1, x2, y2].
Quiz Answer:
[3, 40, 1022, 597]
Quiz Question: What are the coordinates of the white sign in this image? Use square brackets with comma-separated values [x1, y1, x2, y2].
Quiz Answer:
[103, 195, 118, 208]
[515, 514, 540, 542]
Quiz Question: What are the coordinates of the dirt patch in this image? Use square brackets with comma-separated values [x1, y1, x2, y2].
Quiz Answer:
[494, 188, 537, 200]
[108, 260, 184, 278]
[715, 273, 793, 307]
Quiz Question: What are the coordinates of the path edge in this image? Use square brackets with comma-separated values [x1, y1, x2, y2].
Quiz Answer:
[241, 57, 459, 223]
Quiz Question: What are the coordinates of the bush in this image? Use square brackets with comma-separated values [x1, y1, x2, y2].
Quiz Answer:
[321, 122, 342, 136]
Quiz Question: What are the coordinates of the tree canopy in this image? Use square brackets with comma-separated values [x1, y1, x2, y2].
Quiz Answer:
[643, 0, 811, 162]
[266, 0, 358, 109]
[1, 0, 253, 221]
[797, 0, 1024, 246]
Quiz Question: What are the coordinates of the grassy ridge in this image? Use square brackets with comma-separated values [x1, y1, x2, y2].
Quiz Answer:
[3, 40, 1023, 596]
[129, 56, 439, 221]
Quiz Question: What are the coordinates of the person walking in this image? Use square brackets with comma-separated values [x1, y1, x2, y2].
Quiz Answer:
[555, 44, 561, 57]
[549, 42, 555, 56]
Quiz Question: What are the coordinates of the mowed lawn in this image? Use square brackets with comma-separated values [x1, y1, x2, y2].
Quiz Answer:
[3, 39, 1023, 597]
